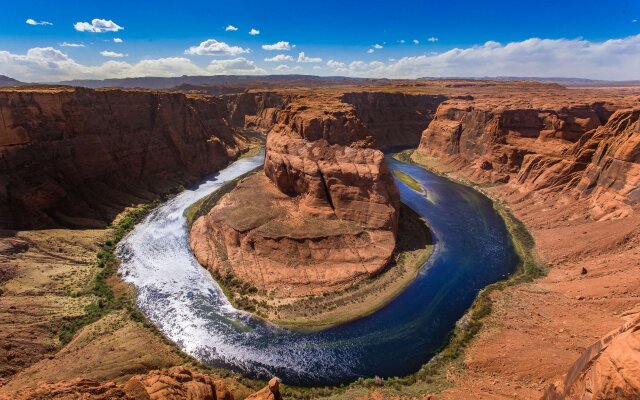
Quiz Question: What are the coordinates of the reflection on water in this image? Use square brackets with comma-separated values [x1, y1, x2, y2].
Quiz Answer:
[117, 151, 519, 386]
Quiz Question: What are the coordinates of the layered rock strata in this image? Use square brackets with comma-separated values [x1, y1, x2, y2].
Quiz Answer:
[0, 87, 249, 228]
[416, 98, 639, 218]
[341, 92, 447, 149]
[190, 95, 400, 297]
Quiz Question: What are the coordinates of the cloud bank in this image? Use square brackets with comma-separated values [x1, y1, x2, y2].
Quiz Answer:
[0, 47, 264, 82]
[1, 35, 639, 82]
[325, 35, 640, 80]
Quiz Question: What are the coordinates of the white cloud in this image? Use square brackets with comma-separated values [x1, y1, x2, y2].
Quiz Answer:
[249, 28, 260, 35]
[100, 51, 126, 58]
[322, 35, 640, 80]
[367, 48, 375, 54]
[26, 18, 52, 26]
[428, 37, 439, 42]
[274, 64, 302, 72]
[225, 25, 238, 31]
[0, 47, 210, 81]
[74, 18, 123, 33]
[264, 54, 294, 62]
[312, 65, 322, 70]
[326, 60, 346, 69]
[373, 44, 383, 49]
[113, 38, 123, 43]
[184, 39, 250, 56]
[297, 52, 322, 63]
[413, 39, 420, 44]
[262, 41, 293, 51]
[207, 57, 266, 74]
[59, 42, 84, 47]
[632, 19, 637, 23]
[399, 39, 406, 44]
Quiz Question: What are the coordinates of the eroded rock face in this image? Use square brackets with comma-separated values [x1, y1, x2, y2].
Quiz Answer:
[416, 98, 640, 217]
[542, 317, 640, 400]
[1, 367, 280, 400]
[576, 108, 640, 219]
[0, 87, 248, 229]
[190, 96, 400, 297]
[341, 92, 447, 149]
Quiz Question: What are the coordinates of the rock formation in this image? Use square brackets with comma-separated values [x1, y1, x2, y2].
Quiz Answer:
[542, 316, 640, 400]
[190, 94, 400, 297]
[1, 367, 282, 400]
[416, 96, 639, 217]
[0, 87, 250, 229]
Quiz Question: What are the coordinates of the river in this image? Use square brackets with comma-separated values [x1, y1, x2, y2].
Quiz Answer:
[116, 150, 519, 386]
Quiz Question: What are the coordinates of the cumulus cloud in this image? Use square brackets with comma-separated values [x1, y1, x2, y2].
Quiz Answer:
[59, 42, 84, 47]
[206, 57, 266, 74]
[249, 28, 260, 35]
[26, 18, 52, 26]
[323, 35, 640, 80]
[74, 18, 123, 33]
[100, 50, 126, 58]
[427, 37, 439, 42]
[262, 41, 293, 51]
[264, 54, 294, 62]
[367, 48, 375, 54]
[185, 39, 250, 56]
[225, 25, 238, 31]
[0, 47, 222, 81]
[326, 60, 346, 69]
[373, 44, 383, 49]
[113, 38, 123, 43]
[413, 39, 420, 44]
[297, 52, 322, 63]
[399, 39, 406, 44]
[274, 64, 302, 72]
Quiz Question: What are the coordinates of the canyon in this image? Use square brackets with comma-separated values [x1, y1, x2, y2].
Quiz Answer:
[0, 80, 639, 399]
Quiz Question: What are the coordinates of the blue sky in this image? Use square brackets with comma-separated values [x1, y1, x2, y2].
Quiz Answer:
[1, 0, 639, 81]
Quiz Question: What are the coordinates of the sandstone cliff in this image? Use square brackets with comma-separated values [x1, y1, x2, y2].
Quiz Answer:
[341, 92, 447, 149]
[190, 94, 400, 297]
[0, 87, 249, 229]
[416, 97, 639, 217]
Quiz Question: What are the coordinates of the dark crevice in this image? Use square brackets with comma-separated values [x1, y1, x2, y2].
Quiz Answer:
[318, 170, 335, 210]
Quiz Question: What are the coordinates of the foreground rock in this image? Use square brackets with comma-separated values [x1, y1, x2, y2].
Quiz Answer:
[542, 316, 640, 399]
[191, 94, 400, 299]
[1, 367, 282, 400]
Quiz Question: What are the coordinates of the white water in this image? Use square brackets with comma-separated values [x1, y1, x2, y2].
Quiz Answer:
[116, 151, 359, 383]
